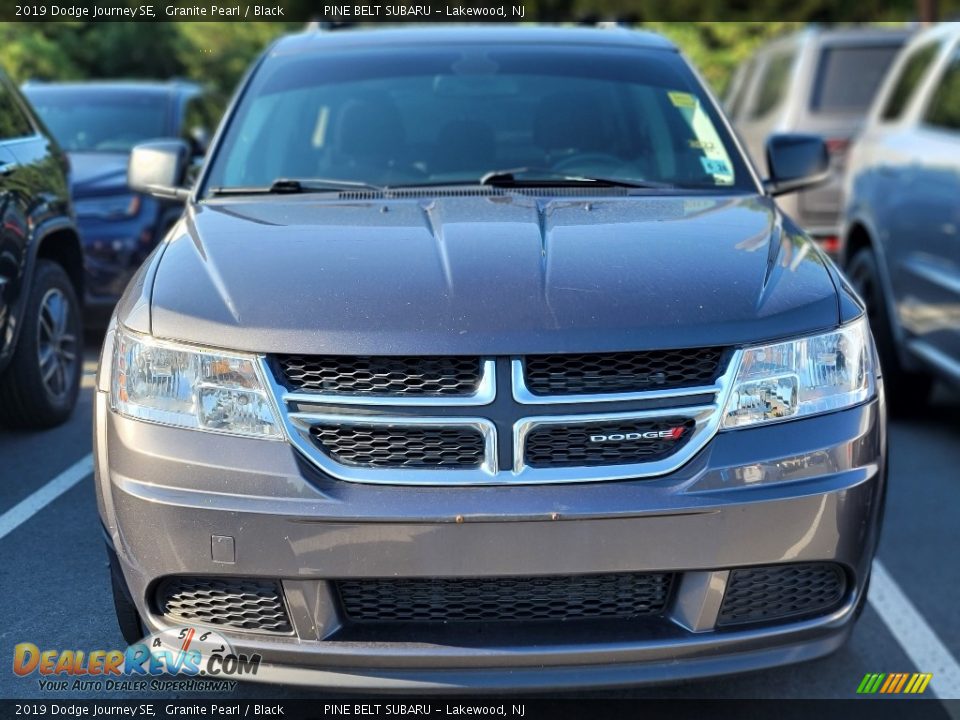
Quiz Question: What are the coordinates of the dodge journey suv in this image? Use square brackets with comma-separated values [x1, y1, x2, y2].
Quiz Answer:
[95, 26, 886, 690]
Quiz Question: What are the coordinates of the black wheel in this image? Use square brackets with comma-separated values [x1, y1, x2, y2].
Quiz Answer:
[0, 260, 82, 429]
[846, 247, 932, 415]
[107, 546, 146, 645]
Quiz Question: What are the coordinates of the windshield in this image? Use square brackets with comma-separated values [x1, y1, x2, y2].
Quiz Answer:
[203, 43, 754, 194]
[23, 88, 171, 153]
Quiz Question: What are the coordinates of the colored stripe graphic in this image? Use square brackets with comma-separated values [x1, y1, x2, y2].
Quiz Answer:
[857, 672, 933, 694]
[856, 673, 886, 694]
[894, 673, 910, 693]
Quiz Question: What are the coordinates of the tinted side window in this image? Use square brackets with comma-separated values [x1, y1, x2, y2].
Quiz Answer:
[925, 51, 960, 131]
[881, 42, 940, 121]
[810, 44, 903, 114]
[0, 80, 34, 140]
[725, 60, 754, 120]
[748, 50, 795, 120]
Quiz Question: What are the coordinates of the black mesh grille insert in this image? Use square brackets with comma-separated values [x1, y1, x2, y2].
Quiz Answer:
[274, 355, 482, 396]
[523, 348, 726, 396]
[338, 573, 674, 623]
[156, 577, 292, 633]
[310, 424, 485, 468]
[717, 563, 847, 627]
[524, 417, 695, 468]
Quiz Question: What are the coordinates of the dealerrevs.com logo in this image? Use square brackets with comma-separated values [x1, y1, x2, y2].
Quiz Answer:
[13, 627, 261, 692]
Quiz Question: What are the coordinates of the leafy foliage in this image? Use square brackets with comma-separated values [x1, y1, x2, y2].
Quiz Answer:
[0, 17, 930, 100]
[0, 22, 295, 96]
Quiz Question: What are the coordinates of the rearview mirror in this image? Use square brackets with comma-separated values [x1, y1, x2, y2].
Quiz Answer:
[128, 140, 191, 201]
[763, 134, 830, 196]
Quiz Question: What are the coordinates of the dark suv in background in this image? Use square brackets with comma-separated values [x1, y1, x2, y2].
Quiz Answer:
[0, 68, 83, 428]
[22, 81, 221, 322]
[725, 27, 910, 255]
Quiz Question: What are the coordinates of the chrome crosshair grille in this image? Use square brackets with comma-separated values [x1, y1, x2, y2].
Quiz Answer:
[261, 350, 740, 485]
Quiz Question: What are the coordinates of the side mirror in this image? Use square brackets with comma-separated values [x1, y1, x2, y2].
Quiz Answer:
[763, 134, 831, 196]
[128, 140, 191, 201]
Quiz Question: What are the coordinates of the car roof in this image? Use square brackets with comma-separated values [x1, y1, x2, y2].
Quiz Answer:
[271, 25, 678, 56]
[22, 80, 201, 97]
[898, 20, 960, 49]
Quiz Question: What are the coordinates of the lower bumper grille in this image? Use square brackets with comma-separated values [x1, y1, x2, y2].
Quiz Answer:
[717, 563, 847, 627]
[156, 577, 292, 633]
[337, 573, 675, 623]
[309, 424, 486, 469]
[524, 417, 696, 468]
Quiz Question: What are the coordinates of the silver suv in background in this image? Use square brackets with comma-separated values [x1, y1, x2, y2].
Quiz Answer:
[726, 27, 910, 255]
[842, 22, 960, 412]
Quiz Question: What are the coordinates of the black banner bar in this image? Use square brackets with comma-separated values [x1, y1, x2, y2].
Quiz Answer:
[0, 699, 955, 720]
[0, 0, 944, 22]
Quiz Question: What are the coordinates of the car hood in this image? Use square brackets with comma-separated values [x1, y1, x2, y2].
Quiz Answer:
[68, 152, 128, 196]
[148, 193, 840, 355]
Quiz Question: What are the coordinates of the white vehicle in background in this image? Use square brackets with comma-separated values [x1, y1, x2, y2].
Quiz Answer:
[725, 26, 910, 255]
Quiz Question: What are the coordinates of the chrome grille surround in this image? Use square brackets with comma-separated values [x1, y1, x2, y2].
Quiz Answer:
[260, 350, 742, 486]
[310, 423, 487, 469]
[512, 405, 721, 482]
[288, 413, 499, 483]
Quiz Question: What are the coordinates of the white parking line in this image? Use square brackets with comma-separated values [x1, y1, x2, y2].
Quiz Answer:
[82, 359, 98, 389]
[870, 559, 960, 699]
[0, 453, 93, 542]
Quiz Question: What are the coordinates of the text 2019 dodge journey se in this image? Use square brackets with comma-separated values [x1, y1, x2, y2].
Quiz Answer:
[95, 26, 886, 690]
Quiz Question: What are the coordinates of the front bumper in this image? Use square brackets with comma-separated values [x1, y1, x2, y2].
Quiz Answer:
[94, 391, 885, 691]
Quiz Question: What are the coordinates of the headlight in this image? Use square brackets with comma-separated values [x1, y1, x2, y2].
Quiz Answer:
[111, 328, 282, 439]
[74, 193, 141, 220]
[722, 316, 875, 429]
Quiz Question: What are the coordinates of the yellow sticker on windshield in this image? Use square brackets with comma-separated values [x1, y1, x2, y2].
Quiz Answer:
[668, 91, 697, 108]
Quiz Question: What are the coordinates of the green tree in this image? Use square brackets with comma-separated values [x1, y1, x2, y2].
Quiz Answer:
[0, 23, 82, 82]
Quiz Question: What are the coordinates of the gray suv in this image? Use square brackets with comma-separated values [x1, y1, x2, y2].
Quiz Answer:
[95, 26, 885, 690]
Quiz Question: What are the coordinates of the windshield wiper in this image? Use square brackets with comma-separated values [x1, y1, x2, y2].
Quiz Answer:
[209, 177, 385, 196]
[478, 167, 674, 189]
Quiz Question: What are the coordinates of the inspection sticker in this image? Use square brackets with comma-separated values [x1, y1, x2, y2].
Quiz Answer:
[668, 91, 697, 108]
[700, 157, 731, 176]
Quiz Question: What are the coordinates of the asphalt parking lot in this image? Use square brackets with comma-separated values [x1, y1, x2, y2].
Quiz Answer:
[1, 341, 958, 702]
